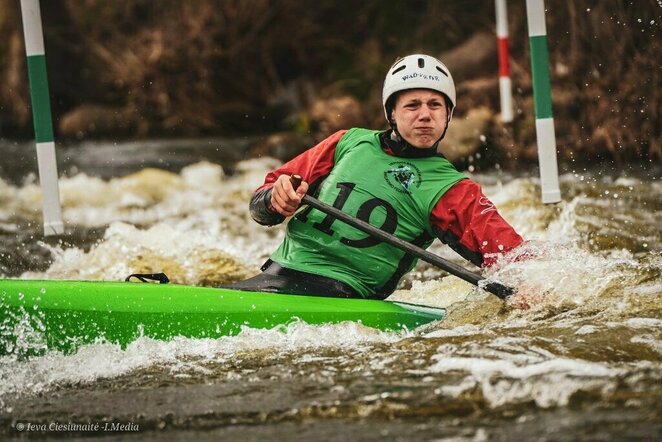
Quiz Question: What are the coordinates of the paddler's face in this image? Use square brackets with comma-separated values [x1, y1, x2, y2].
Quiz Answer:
[390, 89, 448, 148]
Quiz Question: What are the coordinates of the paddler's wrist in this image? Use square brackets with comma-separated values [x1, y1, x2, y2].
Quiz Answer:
[250, 187, 286, 226]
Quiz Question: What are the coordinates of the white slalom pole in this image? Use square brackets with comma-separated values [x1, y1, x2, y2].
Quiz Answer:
[525, 0, 561, 204]
[495, 0, 513, 123]
[20, 0, 64, 235]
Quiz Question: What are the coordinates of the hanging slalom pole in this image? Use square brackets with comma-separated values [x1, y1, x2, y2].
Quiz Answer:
[495, 0, 513, 123]
[525, 0, 561, 204]
[19, 0, 64, 235]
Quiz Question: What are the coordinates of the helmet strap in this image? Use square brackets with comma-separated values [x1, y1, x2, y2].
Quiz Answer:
[437, 113, 451, 142]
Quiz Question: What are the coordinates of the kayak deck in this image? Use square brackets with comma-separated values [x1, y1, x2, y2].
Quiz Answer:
[0, 279, 445, 355]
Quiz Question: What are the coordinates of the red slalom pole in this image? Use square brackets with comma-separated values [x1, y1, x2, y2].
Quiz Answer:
[495, 0, 514, 123]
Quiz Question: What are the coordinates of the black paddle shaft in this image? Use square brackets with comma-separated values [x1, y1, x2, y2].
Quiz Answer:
[289, 174, 514, 300]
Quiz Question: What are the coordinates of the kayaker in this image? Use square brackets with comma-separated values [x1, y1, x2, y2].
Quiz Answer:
[234, 54, 524, 299]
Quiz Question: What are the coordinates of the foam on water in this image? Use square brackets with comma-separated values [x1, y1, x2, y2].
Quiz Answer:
[485, 241, 639, 311]
[422, 324, 489, 338]
[422, 322, 629, 409]
[630, 335, 662, 355]
[429, 355, 622, 408]
[14, 160, 286, 283]
[22, 222, 256, 285]
[0, 320, 403, 409]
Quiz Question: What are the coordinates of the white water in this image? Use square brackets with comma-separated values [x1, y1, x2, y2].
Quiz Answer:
[1, 159, 660, 418]
[0, 321, 403, 410]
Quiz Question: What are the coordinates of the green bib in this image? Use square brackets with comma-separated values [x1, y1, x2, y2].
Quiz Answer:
[271, 128, 466, 298]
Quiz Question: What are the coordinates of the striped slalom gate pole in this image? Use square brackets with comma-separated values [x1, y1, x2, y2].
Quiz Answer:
[525, 0, 561, 204]
[20, 0, 64, 235]
[495, 0, 513, 123]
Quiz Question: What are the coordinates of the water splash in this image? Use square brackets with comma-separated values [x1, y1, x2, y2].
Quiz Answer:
[429, 353, 623, 408]
[22, 222, 253, 285]
[0, 320, 402, 409]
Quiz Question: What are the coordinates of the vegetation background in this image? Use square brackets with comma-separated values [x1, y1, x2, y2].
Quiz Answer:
[0, 0, 659, 168]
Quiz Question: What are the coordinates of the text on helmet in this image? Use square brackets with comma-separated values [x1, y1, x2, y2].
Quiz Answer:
[402, 73, 441, 82]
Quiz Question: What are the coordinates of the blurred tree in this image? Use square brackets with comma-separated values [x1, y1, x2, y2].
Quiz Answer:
[0, 0, 658, 163]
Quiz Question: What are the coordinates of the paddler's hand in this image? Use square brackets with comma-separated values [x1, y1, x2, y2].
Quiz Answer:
[270, 174, 309, 217]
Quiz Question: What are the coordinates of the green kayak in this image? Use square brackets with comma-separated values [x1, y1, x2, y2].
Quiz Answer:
[0, 279, 445, 355]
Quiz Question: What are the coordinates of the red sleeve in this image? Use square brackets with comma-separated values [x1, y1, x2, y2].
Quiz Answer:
[430, 179, 523, 267]
[255, 130, 348, 193]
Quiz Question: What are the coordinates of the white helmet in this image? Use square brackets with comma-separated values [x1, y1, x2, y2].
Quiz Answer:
[382, 54, 456, 123]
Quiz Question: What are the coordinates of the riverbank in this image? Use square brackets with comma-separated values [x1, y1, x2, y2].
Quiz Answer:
[1, 1, 659, 167]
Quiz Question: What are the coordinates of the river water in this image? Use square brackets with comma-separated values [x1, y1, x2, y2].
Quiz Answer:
[0, 138, 660, 440]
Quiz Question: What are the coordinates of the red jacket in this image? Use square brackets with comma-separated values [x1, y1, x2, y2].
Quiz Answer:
[254, 130, 523, 267]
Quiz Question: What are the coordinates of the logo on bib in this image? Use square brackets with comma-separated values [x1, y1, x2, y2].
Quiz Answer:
[384, 162, 421, 194]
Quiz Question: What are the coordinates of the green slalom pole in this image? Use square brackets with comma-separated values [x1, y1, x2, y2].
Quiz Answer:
[20, 0, 64, 235]
[526, 0, 561, 204]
